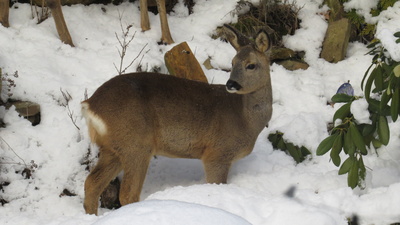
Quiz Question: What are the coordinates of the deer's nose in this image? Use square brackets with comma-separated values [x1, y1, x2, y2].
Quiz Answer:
[226, 80, 242, 93]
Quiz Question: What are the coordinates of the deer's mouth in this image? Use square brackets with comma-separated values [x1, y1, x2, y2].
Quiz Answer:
[226, 80, 242, 93]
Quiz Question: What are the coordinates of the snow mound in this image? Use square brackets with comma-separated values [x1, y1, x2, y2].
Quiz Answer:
[93, 200, 251, 225]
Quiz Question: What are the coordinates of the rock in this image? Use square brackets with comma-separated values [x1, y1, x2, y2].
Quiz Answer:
[7, 101, 41, 125]
[324, 0, 345, 22]
[320, 18, 351, 63]
[164, 42, 208, 83]
[100, 178, 121, 210]
[275, 59, 309, 71]
[270, 47, 296, 61]
[203, 57, 214, 70]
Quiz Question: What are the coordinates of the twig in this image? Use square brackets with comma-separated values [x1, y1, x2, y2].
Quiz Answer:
[113, 10, 149, 75]
[60, 88, 80, 130]
[0, 137, 27, 167]
[30, 0, 50, 24]
[84, 88, 88, 101]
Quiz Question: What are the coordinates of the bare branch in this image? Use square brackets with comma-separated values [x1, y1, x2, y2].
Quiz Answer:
[0, 137, 27, 167]
[121, 43, 148, 74]
[60, 88, 80, 130]
[113, 10, 149, 75]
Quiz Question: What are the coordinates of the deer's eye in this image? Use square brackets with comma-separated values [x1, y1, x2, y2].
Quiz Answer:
[246, 64, 256, 70]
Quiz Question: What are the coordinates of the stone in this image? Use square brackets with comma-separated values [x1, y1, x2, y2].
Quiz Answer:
[164, 42, 208, 83]
[11, 101, 40, 117]
[7, 101, 41, 125]
[203, 57, 214, 70]
[275, 59, 309, 71]
[100, 178, 121, 210]
[324, 0, 345, 22]
[270, 47, 296, 61]
[320, 18, 351, 63]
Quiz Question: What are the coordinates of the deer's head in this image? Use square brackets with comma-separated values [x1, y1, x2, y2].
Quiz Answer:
[224, 25, 271, 95]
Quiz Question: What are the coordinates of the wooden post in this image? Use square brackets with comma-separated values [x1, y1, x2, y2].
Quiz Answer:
[164, 42, 207, 83]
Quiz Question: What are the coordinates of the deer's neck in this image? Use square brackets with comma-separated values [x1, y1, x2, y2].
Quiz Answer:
[242, 84, 272, 131]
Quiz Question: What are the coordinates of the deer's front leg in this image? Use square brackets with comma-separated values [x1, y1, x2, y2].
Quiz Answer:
[202, 158, 232, 184]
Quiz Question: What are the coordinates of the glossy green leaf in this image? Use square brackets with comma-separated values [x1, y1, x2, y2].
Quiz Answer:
[373, 68, 384, 92]
[364, 66, 379, 101]
[394, 65, 400, 77]
[391, 88, 399, 122]
[331, 93, 353, 103]
[343, 130, 355, 155]
[380, 91, 391, 112]
[339, 157, 355, 175]
[348, 158, 359, 189]
[277, 138, 286, 150]
[286, 143, 300, 163]
[361, 64, 374, 91]
[330, 133, 343, 167]
[378, 115, 390, 145]
[361, 124, 375, 137]
[316, 133, 339, 156]
[349, 123, 367, 155]
[300, 146, 311, 157]
[358, 156, 366, 186]
[369, 99, 391, 116]
[333, 103, 351, 122]
[371, 138, 383, 149]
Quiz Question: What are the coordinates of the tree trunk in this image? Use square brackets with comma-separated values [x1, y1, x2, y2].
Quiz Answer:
[0, 0, 10, 27]
[156, 0, 174, 44]
[46, 0, 74, 47]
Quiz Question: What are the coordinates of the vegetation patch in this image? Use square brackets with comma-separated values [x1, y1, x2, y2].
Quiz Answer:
[232, 0, 301, 47]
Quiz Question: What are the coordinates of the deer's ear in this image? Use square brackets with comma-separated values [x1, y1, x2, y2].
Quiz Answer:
[254, 30, 271, 53]
[223, 24, 251, 51]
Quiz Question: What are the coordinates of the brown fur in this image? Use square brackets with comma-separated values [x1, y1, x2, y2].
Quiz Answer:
[82, 25, 272, 215]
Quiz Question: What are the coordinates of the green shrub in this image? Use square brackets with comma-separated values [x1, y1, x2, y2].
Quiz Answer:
[268, 131, 311, 163]
[317, 31, 400, 189]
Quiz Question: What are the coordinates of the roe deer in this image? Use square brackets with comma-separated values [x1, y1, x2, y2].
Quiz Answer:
[82, 24, 273, 215]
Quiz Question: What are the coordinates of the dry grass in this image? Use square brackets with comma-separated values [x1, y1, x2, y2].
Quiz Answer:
[232, 0, 301, 47]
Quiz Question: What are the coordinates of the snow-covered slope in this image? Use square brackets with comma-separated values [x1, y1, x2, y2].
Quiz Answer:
[1, 0, 400, 224]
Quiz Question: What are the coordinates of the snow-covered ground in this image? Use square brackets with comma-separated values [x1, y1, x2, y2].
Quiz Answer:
[1, 0, 400, 224]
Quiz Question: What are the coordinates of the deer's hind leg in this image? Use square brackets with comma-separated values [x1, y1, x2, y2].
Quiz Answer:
[84, 148, 122, 215]
[118, 145, 152, 206]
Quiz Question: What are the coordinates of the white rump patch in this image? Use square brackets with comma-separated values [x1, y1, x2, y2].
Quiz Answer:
[81, 102, 108, 136]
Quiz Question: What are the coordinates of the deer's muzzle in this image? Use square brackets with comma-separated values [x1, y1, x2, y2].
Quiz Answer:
[226, 80, 242, 93]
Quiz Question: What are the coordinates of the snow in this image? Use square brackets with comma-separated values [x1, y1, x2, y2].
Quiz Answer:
[343, 0, 379, 23]
[351, 98, 371, 125]
[0, 0, 400, 224]
[93, 200, 251, 225]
